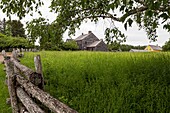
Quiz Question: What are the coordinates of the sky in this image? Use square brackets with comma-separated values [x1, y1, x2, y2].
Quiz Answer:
[0, 1, 170, 46]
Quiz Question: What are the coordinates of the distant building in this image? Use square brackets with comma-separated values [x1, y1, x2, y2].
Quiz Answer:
[74, 31, 107, 51]
[129, 49, 148, 52]
[144, 45, 162, 52]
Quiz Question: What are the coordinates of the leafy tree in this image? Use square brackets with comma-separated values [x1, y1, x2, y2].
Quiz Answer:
[108, 41, 146, 51]
[120, 44, 134, 51]
[1, 0, 170, 42]
[26, 17, 63, 50]
[0, 18, 6, 34]
[0, 0, 43, 18]
[162, 38, 170, 51]
[133, 45, 146, 50]
[0, 33, 33, 51]
[6, 20, 26, 38]
[0, 20, 3, 33]
[107, 40, 120, 51]
[62, 40, 79, 50]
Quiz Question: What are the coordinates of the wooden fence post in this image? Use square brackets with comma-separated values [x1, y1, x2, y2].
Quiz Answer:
[16, 75, 78, 113]
[2, 50, 6, 57]
[13, 65, 28, 113]
[12, 60, 43, 87]
[6, 59, 19, 113]
[12, 49, 19, 61]
[4, 54, 78, 113]
[34, 55, 44, 89]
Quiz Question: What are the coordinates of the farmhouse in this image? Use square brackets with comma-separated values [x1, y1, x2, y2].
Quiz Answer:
[74, 31, 107, 51]
[144, 45, 162, 52]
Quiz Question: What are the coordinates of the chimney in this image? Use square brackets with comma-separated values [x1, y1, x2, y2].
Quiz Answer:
[88, 31, 92, 34]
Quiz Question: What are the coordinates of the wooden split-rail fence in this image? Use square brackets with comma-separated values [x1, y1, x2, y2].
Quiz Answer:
[2, 50, 78, 113]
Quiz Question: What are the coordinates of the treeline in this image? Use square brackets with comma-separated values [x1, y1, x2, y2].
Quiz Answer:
[0, 18, 33, 51]
[107, 41, 146, 51]
[162, 38, 170, 51]
[0, 33, 33, 51]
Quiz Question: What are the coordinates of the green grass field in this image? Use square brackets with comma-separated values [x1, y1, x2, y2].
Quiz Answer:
[1, 51, 170, 113]
[0, 64, 12, 113]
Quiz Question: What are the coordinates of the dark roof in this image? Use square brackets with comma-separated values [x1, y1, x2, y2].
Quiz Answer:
[75, 34, 90, 41]
[87, 40, 102, 47]
[149, 45, 162, 50]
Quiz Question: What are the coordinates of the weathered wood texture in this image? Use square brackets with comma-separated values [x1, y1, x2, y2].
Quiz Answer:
[12, 50, 18, 60]
[34, 55, 44, 89]
[17, 75, 78, 113]
[16, 87, 45, 113]
[4, 55, 78, 113]
[6, 59, 19, 113]
[19, 104, 28, 113]
[12, 59, 43, 87]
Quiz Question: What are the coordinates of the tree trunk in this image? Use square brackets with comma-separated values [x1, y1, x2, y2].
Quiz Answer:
[16, 75, 78, 113]
[16, 87, 45, 113]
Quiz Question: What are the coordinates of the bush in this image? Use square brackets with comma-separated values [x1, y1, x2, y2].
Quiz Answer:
[0, 33, 33, 51]
[162, 38, 170, 51]
[62, 40, 79, 50]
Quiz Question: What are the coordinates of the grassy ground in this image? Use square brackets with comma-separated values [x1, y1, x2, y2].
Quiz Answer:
[2, 51, 170, 113]
[0, 64, 12, 113]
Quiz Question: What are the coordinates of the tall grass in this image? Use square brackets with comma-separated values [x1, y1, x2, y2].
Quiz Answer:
[21, 51, 170, 113]
[0, 64, 12, 113]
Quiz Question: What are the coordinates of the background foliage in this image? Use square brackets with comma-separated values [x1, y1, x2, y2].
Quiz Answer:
[6, 20, 26, 38]
[1, 0, 170, 44]
[0, 33, 33, 51]
[62, 40, 79, 50]
[162, 38, 170, 51]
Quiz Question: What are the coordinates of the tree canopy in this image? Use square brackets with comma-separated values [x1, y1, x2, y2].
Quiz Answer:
[6, 20, 26, 38]
[0, 18, 6, 34]
[1, 0, 170, 43]
[26, 17, 63, 50]
[0, 33, 33, 51]
[162, 38, 170, 51]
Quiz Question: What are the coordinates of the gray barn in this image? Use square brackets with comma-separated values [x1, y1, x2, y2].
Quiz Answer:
[74, 31, 107, 51]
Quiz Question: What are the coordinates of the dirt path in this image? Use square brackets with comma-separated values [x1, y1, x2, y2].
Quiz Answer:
[0, 52, 12, 62]
[0, 55, 3, 62]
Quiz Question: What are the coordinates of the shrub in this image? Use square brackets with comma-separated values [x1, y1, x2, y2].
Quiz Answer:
[62, 40, 79, 50]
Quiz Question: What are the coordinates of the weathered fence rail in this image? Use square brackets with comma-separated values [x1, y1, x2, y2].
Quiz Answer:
[2, 50, 78, 113]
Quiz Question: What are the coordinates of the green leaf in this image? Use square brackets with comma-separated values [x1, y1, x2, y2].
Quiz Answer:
[124, 22, 127, 30]
[159, 13, 169, 20]
[129, 0, 134, 5]
[120, 5, 125, 11]
[167, 10, 170, 16]
[128, 18, 133, 27]
[145, 10, 153, 17]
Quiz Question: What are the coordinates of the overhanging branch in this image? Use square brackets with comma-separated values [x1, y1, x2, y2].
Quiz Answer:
[120, 6, 148, 22]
